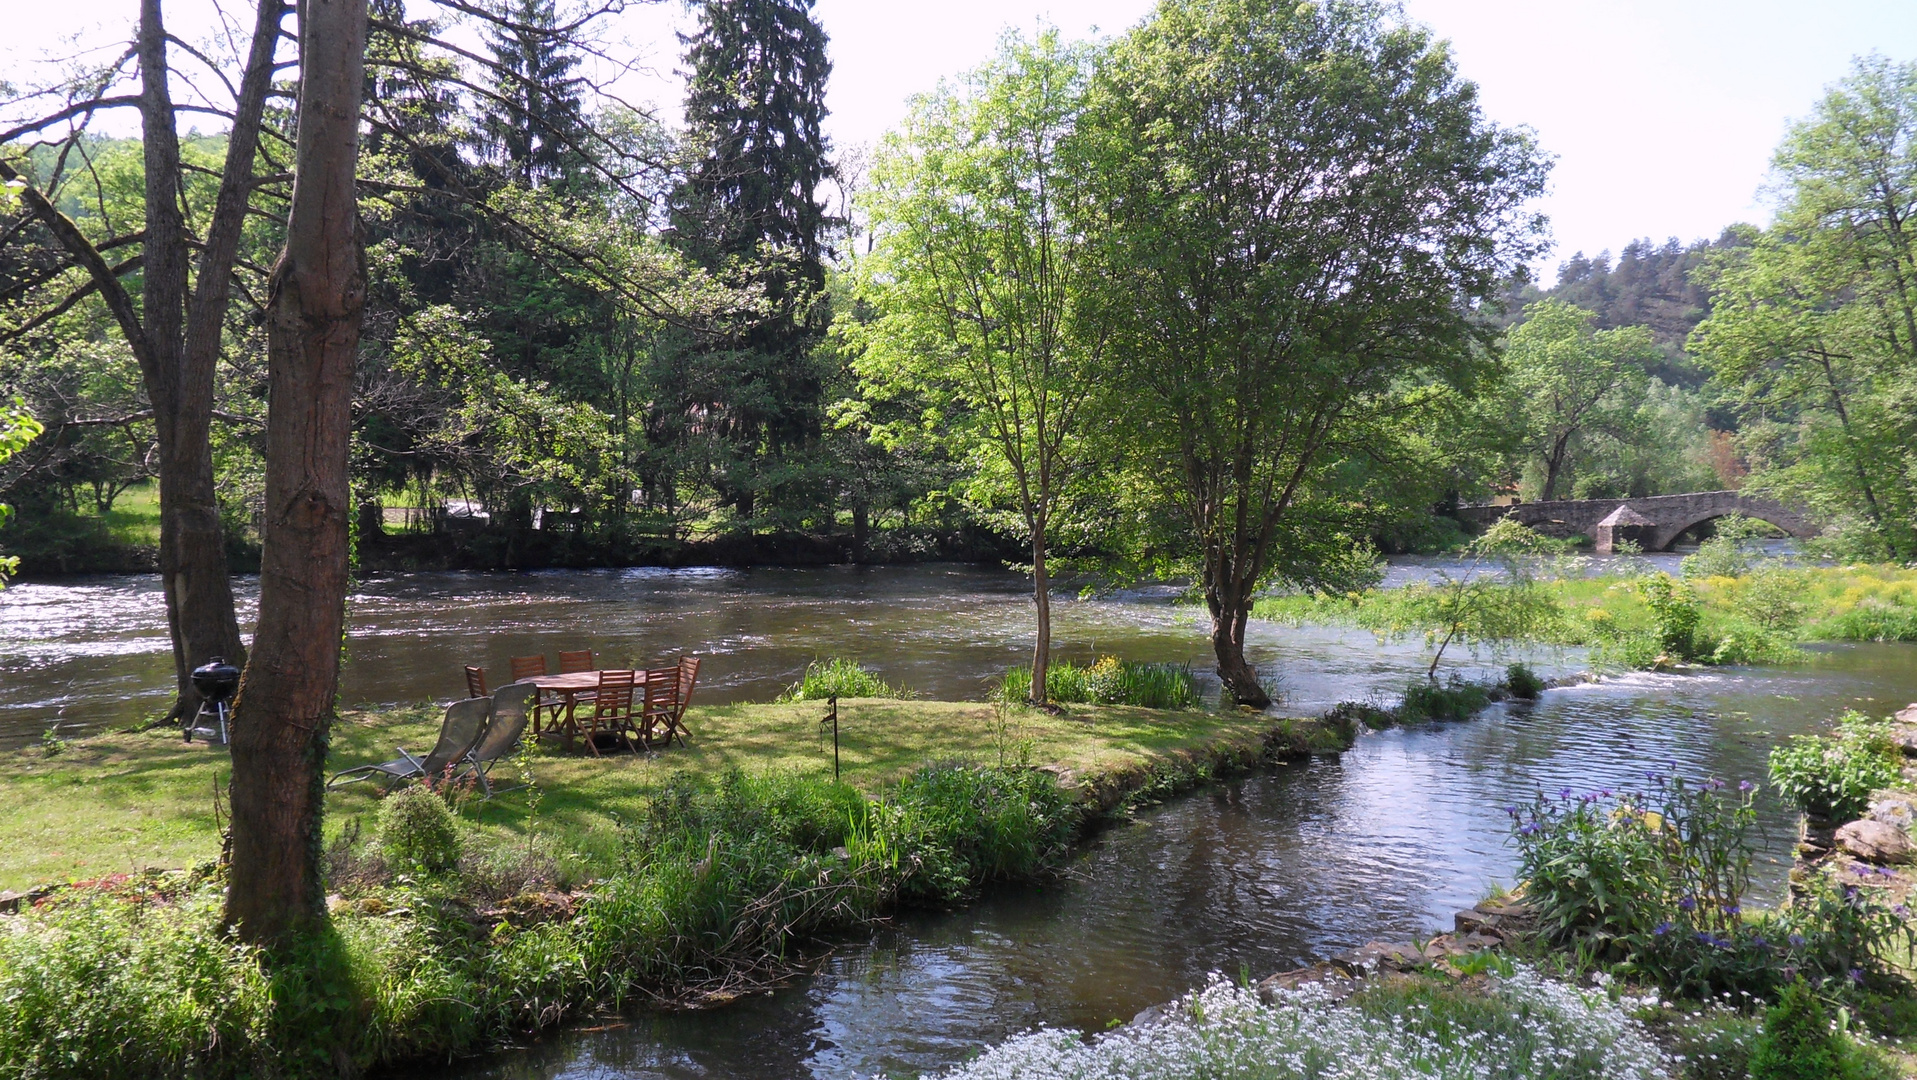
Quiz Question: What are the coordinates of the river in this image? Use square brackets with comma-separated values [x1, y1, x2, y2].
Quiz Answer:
[3, 561, 1912, 1079]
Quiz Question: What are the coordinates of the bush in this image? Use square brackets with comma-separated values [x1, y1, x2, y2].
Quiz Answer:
[1398, 677, 1491, 722]
[1637, 573, 1702, 660]
[1749, 981, 1845, 1080]
[1509, 773, 1917, 1000]
[775, 656, 910, 701]
[1767, 711, 1901, 821]
[376, 784, 461, 874]
[1000, 657, 1201, 710]
[1503, 662, 1546, 700]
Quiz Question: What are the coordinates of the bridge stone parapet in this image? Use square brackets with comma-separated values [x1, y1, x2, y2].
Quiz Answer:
[1451, 491, 1817, 552]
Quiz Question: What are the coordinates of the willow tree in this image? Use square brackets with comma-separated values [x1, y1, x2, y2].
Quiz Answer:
[851, 32, 1099, 705]
[1080, 0, 1547, 706]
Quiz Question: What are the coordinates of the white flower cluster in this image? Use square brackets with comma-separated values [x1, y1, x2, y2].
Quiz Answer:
[921, 967, 1673, 1080]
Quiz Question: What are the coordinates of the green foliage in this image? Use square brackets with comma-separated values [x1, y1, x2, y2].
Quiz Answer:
[999, 657, 1201, 710]
[1398, 678, 1493, 723]
[0, 888, 273, 1079]
[1748, 982, 1845, 1080]
[1767, 711, 1902, 821]
[375, 785, 461, 874]
[1354, 519, 1565, 678]
[1635, 572, 1703, 661]
[775, 656, 911, 701]
[1501, 298, 1658, 502]
[0, 399, 44, 584]
[1503, 663, 1546, 700]
[1692, 57, 1917, 564]
[1681, 515, 1772, 580]
[1509, 774, 1916, 1000]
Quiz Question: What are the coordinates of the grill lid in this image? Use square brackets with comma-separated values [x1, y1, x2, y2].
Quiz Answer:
[190, 657, 243, 699]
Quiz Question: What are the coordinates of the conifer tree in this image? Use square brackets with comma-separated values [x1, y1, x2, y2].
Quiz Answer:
[671, 0, 835, 521]
[478, 0, 588, 187]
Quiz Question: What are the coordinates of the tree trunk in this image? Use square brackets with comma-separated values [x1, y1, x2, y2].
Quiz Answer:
[225, 0, 368, 946]
[1206, 570, 1269, 708]
[1029, 528, 1051, 706]
[852, 502, 868, 564]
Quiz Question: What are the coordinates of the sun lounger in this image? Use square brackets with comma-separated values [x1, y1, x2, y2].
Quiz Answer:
[326, 696, 492, 790]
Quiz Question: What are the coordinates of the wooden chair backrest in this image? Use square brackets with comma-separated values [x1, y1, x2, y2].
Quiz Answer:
[643, 668, 679, 720]
[591, 669, 636, 717]
[464, 665, 488, 698]
[558, 649, 595, 674]
[674, 656, 701, 718]
[510, 655, 548, 681]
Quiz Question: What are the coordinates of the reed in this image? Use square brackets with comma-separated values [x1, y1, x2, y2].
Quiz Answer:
[1000, 657, 1202, 710]
[775, 656, 912, 701]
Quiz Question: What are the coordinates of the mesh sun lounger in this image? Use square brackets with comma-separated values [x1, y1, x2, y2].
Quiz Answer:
[452, 682, 536, 797]
[326, 696, 492, 790]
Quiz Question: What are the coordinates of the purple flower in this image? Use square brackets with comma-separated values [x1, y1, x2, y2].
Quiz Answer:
[1895, 905, 1910, 918]
[1520, 822, 1543, 835]
[1751, 936, 1769, 949]
[1503, 805, 1520, 816]
[1850, 967, 1866, 984]
[1678, 896, 1696, 911]
[1788, 933, 1806, 948]
[1558, 786, 1574, 801]
[1722, 904, 1741, 917]
[1738, 780, 1755, 793]
[1653, 921, 1673, 936]
[1646, 771, 1663, 784]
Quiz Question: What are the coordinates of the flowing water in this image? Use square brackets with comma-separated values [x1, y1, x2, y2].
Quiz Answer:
[3, 561, 1914, 1079]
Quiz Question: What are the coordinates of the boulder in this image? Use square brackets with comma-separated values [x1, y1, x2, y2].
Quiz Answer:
[1897, 703, 1917, 725]
[1869, 793, 1917, 832]
[1892, 725, 1917, 756]
[1835, 819, 1913, 865]
[1454, 897, 1536, 937]
[1256, 963, 1363, 1005]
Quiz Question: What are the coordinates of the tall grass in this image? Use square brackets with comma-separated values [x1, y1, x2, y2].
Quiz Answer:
[0, 763, 1078, 1078]
[1000, 657, 1201, 710]
[775, 656, 912, 701]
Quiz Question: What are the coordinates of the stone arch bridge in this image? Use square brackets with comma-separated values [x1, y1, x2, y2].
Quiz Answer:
[1451, 491, 1818, 553]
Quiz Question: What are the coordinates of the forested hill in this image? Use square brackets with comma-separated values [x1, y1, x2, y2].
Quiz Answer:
[1502, 231, 1747, 388]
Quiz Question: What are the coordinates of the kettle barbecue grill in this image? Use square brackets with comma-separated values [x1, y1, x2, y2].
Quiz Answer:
[186, 657, 241, 745]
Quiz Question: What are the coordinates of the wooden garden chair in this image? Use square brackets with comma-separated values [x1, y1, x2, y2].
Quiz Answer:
[510, 655, 555, 731]
[580, 669, 638, 756]
[558, 649, 596, 673]
[639, 667, 679, 748]
[464, 665, 489, 698]
[661, 655, 700, 748]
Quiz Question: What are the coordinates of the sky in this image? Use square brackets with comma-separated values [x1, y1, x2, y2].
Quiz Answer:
[8, 0, 1917, 280]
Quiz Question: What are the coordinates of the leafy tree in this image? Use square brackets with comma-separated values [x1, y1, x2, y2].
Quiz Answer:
[226, 0, 369, 947]
[1078, 0, 1548, 705]
[1357, 518, 1564, 679]
[0, 396, 43, 584]
[1693, 57, 1917, 562]
[853, 31, 1100, 704]
[670, 0, 835, 523]
[0, 0, 290, 718]
[1503, 298, 1658, 501]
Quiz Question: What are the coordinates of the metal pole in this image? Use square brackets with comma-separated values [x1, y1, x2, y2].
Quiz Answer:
[827, 694, 840, 782]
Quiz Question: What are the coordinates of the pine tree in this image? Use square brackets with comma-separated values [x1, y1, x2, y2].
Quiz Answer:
[477, 0, 587, 187]
[670, 0, 835, 522]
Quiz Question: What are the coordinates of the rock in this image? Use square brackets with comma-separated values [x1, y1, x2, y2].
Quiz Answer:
[1835, 819, 1913, 865]
[1869, 794, 1917, 832]
[1897, 703, 1917, 726]
[1333, 941, 1426, 975]
[1126, 1002, 1174, 1029]
[1256, 963, 1363, 1004]
[1455, 897, 1535, 937]
[1892, 726, 1917, 756]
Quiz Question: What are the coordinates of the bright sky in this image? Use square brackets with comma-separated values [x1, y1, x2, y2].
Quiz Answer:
[9, 0, 1917, 278]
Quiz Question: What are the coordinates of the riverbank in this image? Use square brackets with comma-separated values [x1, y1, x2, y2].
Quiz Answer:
[1254, 562, 1917, 668]
[0, 697, 1354, 1076]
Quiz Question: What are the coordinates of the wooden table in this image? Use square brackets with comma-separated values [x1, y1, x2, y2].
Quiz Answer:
[522, 670, 649, 747]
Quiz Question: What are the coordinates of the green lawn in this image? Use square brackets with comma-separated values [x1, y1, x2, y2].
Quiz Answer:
[0, 699, 1282, 892]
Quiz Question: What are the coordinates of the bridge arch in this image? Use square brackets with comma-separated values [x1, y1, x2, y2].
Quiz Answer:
[1649, 505, 1815, 552]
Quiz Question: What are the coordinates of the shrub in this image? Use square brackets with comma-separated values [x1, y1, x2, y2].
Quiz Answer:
[1503, 662, 1546, 700]
[1767, 711, 1901, 821]
[1637, 572, 1702, 660]
[775, 656, 910, 701]
[1398, 677, 1491, 722]
[1000, 657, 1201, 710]
[1509, 773, 1917, 1000]
[376, 784, 461, 874]
[1681, 515, 1769, 581]
[1749, 980, 1845, 1080]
